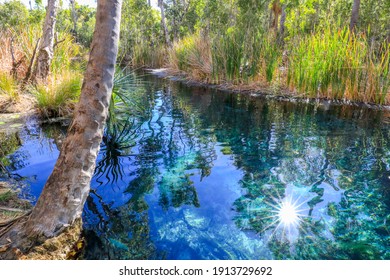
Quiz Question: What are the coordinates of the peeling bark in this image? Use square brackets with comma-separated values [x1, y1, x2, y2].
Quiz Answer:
[32, 0, 59, 83]
[0, 0, 123, 259]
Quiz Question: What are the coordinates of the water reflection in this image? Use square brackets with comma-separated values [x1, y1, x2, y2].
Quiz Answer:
[1, 73, 389, 259]
[83, 75, 389, 259]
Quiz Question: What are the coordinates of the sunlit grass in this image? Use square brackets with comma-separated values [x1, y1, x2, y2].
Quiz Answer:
[51, 32, 82, 74]
[0, 71, 19, 101]
[287, 27, 390, 104]
[169, 33, 212, 81]
[131, 43, 166, 68]
[28, 71, 82, 118]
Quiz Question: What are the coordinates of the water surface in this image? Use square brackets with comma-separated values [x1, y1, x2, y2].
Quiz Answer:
[1, 74, 390, 260]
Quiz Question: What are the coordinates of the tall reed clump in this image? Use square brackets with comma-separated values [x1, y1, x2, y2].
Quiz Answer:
[211, 29, 282, 85]
[29, 72, 82, 118]
[0, 25, 42, 80]
[169, 33, 212, 81]
[51, 32, 82, 74]
[258, 35, 282, 84]
[131, 43, 166, 68]
[211, 30, 244, 84]
[287, 27, 390, 104]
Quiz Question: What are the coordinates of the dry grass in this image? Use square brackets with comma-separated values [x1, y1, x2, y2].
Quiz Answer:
[0, 182, 31, 224]
[168, 33, 213, 82]
[0, 27, 41, 80]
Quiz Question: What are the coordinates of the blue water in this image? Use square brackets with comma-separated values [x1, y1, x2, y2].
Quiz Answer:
[1, 74, 390, 259]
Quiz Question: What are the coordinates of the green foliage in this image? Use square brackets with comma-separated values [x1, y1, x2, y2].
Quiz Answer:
[212, 29, 244, 83]
[165, 0, 206, 38]
[51, 32, 82, 74]
[0, 71, 19, 101]
[120, 0, 164, 66]
[169, 33, 212, 80]
[57, 3, 96, 47]
[288, 26, 390, 104]
[29, 72, 82, 118]
[131, 43, 166, 68]
[0, 0, 29, 29]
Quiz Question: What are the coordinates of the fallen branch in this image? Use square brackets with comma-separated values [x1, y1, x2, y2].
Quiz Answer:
[53, 38, 66, 49]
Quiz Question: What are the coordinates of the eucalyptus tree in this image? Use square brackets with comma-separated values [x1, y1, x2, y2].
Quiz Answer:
[349, 0, 360, 32]
[0, 0, 123, 259]
[158, 0, 172, 47]
[32, 0, 59, 83]
[69, 0, 78, 38]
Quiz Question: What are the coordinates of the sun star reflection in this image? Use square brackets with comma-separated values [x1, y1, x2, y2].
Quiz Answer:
[277, 199, 301, 227]
[260, 195, 309, 242]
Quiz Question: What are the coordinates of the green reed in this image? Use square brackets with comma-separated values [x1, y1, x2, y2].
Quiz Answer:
[288, 26, 390, 104]
[29, 71, 82, 118]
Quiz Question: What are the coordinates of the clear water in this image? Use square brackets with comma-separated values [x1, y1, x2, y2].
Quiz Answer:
[1, 74, 390, 260]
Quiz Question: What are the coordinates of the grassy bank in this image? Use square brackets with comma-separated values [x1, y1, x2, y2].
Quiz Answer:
[0, 25, 85, 117]
[166, 28, 390, 105]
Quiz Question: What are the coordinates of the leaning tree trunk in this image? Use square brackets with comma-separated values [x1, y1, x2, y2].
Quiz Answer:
[158, 0, 172, 48]
[349, 0, 360, 33]
[69, 0, 78, 39]
[0, 0, 122, 259]
[32, 0, 59, 84]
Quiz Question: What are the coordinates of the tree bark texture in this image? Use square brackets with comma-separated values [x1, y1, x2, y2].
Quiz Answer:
[349, 0, 360, 33]
[158, 0, 172, 48]
[277, 5, 286, 45]
[70, 0, 78, 39]
[32, 0, 59, 83]
[0, 0, 122, 259]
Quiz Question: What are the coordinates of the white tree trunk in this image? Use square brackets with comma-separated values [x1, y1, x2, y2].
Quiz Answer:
[32, 0, 59, 83]
[0, 0, 123, 259]
[158, 0, 172, 48]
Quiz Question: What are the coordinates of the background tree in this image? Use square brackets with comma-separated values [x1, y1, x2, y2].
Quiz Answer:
[158, 0, 171, 47]
[349, 0, 360, 32]
[31, 0, 59, 83]
[0, 0, 123, 259]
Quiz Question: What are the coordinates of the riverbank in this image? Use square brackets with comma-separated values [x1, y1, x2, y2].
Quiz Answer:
[149, 68, 390, 112]
[0, 182, 31, 224]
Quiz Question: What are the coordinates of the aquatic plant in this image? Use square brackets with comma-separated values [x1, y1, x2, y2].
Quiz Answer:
[287, 26, 390, 104]
[212, 30, 244, 83]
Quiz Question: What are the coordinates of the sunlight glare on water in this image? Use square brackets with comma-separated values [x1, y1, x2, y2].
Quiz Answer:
[277, 199, 301, 227]
[2, 73, 390, 260]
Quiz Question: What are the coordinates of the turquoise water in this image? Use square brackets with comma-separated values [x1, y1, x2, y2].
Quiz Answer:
[1, 74, 390, 259]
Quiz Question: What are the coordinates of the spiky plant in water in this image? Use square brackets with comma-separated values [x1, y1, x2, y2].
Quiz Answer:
[94, 69, 147, 186]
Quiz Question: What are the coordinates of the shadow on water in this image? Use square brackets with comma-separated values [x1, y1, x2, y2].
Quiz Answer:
[1, 73, 390, 259]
